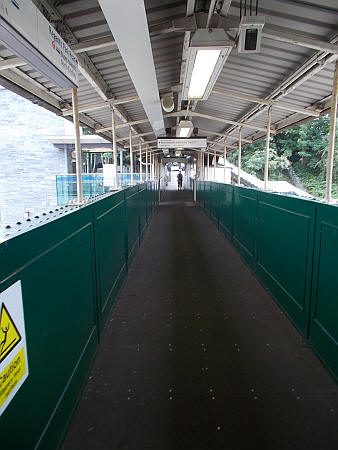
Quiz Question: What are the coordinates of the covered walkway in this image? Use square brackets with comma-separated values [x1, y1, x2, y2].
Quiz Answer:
[62, 189, 338, 450]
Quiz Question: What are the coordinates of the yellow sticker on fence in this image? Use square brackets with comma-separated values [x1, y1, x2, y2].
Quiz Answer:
[0, 303, 21, 363]
[0, 347, 26, 410]
[0, 281, 28, 416]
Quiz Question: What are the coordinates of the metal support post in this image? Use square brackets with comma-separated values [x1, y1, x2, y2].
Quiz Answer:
[194, 175, 197, 202]
[129, 127, 134, 184]
[207, 151, 210, 181]
[325, 61, 338, 203]
[146, 146, 149, 181]
[238, 127, 242, 186]
[139, 141, 143, 182]
[201, 151, 205, 180]
[149, 151, 152, 180]
[111, 106, 119, 188]
[120, 148, 123, 173]
[223, 140, 227, 183]
[198, 151, 201, 180]
[214, 147, 216, 181]
[153, 153, 156, 179]
[264, 106, 272, 190]
[72, 88, 83, 203]
[153, 152, 155, 179]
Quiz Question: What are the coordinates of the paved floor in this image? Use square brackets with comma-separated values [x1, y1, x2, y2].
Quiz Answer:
[63, 186, 338, 450]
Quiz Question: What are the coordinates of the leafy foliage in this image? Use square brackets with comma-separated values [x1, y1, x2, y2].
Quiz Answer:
[227, 140, 289, 181]
[227, 116, 337, 198]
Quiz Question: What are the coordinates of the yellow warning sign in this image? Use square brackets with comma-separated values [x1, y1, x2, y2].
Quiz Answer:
[0, 303, 21, 363]
[0, 347, 26, 409]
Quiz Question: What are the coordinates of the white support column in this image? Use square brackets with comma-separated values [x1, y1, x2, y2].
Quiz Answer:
[207, 152, 210, 181]
[201, 151, 205, 180]
[198, 151, 202, 179]
[111, 106, 119, 188]
[238, 127, 242, 186]
[264, 106, 272, 190]
[139, 141, 143, 182]
[154, 153, 157, 179]
[129, 127, 134, 184]
[151, 152, 155, 179]
[214, 147, 216, 181]
[146, 146, 149, 181]
[223, 139, 227, 183]
[72, 88, 83, 203]
[326, 61, 338, 203]
[149, 151, 151, 180]
[149, 151, 152, 180]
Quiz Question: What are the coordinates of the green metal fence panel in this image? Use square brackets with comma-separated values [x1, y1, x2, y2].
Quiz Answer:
[232, 186, 258, 267]
[201, 181, 207, 211]
[125, 185, 140, 264]
[146, 181, 153, 220]
[196, 181, 202, 206]
[197, 180, 204, 208]
[93, 190, 127, 335]
[0, 182, 158, 449]
[210, 182, 220, 227]
[256, 191, 316, 336]
[198, 180, 338, 381]
[204, 182, 211, 214]
[0, 207, 98, 450]
[218, 183, 234, 239]
[309, 203, 338, 381]
[152, 181, 158, 210]
[138, 183, 147, 238]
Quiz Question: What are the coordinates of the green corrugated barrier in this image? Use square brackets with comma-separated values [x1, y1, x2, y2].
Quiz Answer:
[197, 181, 338, 382]
[0, 181, 158, 449]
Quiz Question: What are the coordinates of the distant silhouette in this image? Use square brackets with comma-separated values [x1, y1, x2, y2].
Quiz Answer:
[177, 171, 183, 191]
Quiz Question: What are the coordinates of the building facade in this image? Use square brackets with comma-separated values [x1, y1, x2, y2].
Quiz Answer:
[0, 87, 111, 226]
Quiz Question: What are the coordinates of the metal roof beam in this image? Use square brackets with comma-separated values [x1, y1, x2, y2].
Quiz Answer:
[62, 96, 139, 116]
[96, 111, 271, 133]
[116, 131, 154, 143]
[71, 36, 116, 54]
[208, 140, 236, 149]
[212, 88, 321, 117]
[67, 19, 338, 57]
[219, 1, 232, 16]
[0, 57, 26, 71]
[186, 0, 196, 17]
[263, 28, 338, 56]
[99, 0, 165, 137]
[128, 139, 157, 149]
[166, 111, 272, 133]
[199, 128, 252, 143]
[70, 16, 197, 55]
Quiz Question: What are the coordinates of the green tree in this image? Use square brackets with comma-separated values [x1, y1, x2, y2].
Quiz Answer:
[227, 140, 289, 180]
[223, 116, 337, 198]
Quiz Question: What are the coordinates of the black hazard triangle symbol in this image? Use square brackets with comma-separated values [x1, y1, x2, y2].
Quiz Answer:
[0, 303, 21, 363]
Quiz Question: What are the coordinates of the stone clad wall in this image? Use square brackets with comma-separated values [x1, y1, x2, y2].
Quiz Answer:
[0, 87, 67, 226]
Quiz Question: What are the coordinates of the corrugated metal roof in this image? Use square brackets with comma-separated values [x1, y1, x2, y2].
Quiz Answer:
[0, 0, 336, 149]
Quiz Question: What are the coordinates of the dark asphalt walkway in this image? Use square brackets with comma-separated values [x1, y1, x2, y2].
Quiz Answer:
[63, 188, 338, 450]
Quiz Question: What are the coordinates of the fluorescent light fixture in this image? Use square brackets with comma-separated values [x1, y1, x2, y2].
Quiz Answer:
[238, 16, 265, 53]
[176, 120, 193, 138]
[182, 29, 233, 101]
[188, 49, 221, 99]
